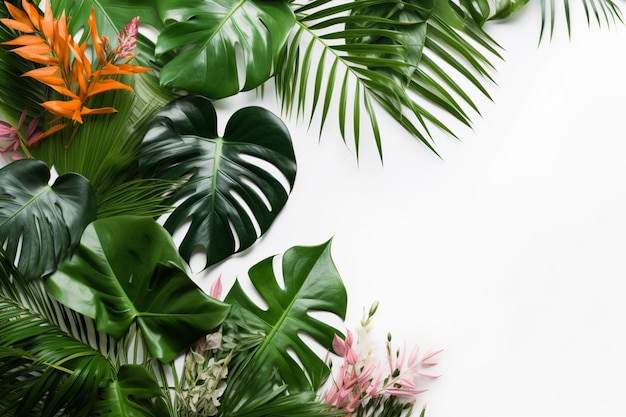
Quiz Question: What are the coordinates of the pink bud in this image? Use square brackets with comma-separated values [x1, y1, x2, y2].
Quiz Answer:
[209, 275, 223, 299]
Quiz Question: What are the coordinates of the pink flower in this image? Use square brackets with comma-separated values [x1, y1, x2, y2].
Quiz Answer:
[383, 340, 442, 398]
[0, 109, 41, 159]
[209, 275, 223, 299]
[111, 16, 139, 62]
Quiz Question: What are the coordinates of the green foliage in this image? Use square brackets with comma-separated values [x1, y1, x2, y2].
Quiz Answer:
[45, 216, 230, 363]
[154, 0, 295, 99]
[536, 0, 623, 40]
[139, 96, 297, 269]
[50, 0, 164, 48]
[0, 159, 97, 281]
[0, 296, 112, 417]
[221, 240, 347, 411]
[0, 2, 46, 128]
[91, 365, 170, 417]
[276, 0, 499, 158]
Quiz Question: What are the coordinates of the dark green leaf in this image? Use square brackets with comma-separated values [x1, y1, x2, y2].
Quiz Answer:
[0, 296, 112, 417]
[45, 215, 230, 363]
[91, 365, 169, 417]
[139, 96, 297, 269]
[0, 159, 96, 281]
[155, 0, 295, 99]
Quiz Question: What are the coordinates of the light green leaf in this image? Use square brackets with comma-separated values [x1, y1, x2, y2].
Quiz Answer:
[0, 159, 97, 281]
[139, 96, 296, 269]
[155, 0, 295, 99]
[45, 216, 230, 363]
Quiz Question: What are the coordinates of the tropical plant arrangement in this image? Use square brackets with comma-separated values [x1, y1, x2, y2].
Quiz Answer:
[0, 0, 621, 415]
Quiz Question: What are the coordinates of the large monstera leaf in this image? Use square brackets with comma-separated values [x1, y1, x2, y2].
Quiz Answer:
[92, 365, 169, 417]
[139, 96, 297, 269]
[0, 159, 96, 281]
[155, 0, 295, 99]
[224, 241, 347, 394]
[45, 216, 230, 363]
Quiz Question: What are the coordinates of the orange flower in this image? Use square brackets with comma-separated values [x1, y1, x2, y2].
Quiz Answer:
[1, 0, 150, 134]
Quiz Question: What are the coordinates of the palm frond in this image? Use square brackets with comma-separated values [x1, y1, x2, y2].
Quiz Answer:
[276, 0, 500, 159]
[96, 178, 180, 219]
[538, 0, 623, 41]
[0, 2, 47, 128]
[0, 296, 112, 417]
[31, 73, 177, 196]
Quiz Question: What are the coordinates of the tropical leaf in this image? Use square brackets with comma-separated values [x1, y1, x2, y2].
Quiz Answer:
[7, 2, 178, 205]
[45, 215, 231, 363]
[0, 159, 97, 281]
[50, 0, 164, 49]
[31, 72, 177, 200]
[90, 364, 170, 417]
[221, 240, 347, 407]
[276, 0, 500, 158]
[0, 1, 47, 128]
[0, 295, 112, 417]
[154, 0, 295, 99]
[138, 95, 297, 269]
[535, 0, 622, 40]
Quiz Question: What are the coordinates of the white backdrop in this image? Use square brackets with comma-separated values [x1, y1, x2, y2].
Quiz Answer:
[2, 3, 626, 416]
[204, 4, 626, 417]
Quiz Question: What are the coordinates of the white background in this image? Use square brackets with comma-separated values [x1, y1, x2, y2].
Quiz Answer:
[205, 3, 626, 417]
[3, 3, 626, 416]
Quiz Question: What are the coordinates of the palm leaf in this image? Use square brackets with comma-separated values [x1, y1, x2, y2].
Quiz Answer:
[276, 0, 500, 158]
[537, 0, 623, 40]
[0, 2, 47, 127]
[0, 159, 97, 281]
[0, 295, 112, 417]
[218, 240, 347, 415]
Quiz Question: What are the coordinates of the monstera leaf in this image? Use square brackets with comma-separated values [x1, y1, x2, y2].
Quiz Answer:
[45, 216, 230, 363]
[224, 240, 347, 394]
[91, 365, 169, 417]
[155, 0, 295, 98]
[0, 159, 96, 281]
[139, 96, 297, 269]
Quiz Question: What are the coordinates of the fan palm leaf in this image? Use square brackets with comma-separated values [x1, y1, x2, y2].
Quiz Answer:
[275, 0, 500, 158]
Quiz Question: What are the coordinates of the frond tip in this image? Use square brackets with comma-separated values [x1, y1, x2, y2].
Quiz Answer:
[276, 0, 500, 160]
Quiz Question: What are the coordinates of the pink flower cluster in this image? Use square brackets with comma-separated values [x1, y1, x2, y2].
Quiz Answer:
[323, 323, 441, 416]
[0, 109, 41, 160]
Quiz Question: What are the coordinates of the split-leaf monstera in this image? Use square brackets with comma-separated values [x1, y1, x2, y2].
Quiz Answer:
[92, 365, 169, 417]
[155, 0, 295, 99]
[0, 159, 96, 281]
[45, 215, 230, 363]
[139, 95, 297, 269]
[224, 241, 348, 397]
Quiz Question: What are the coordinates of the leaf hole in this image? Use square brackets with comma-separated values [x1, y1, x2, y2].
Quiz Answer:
[239, 154, 293, 195]
[235, 42, 246, 89]
[240, 176, 273, 212]
[229, 189, 261, 239]
[272, 254, 285, 290]
[227, 217, 242, 253]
